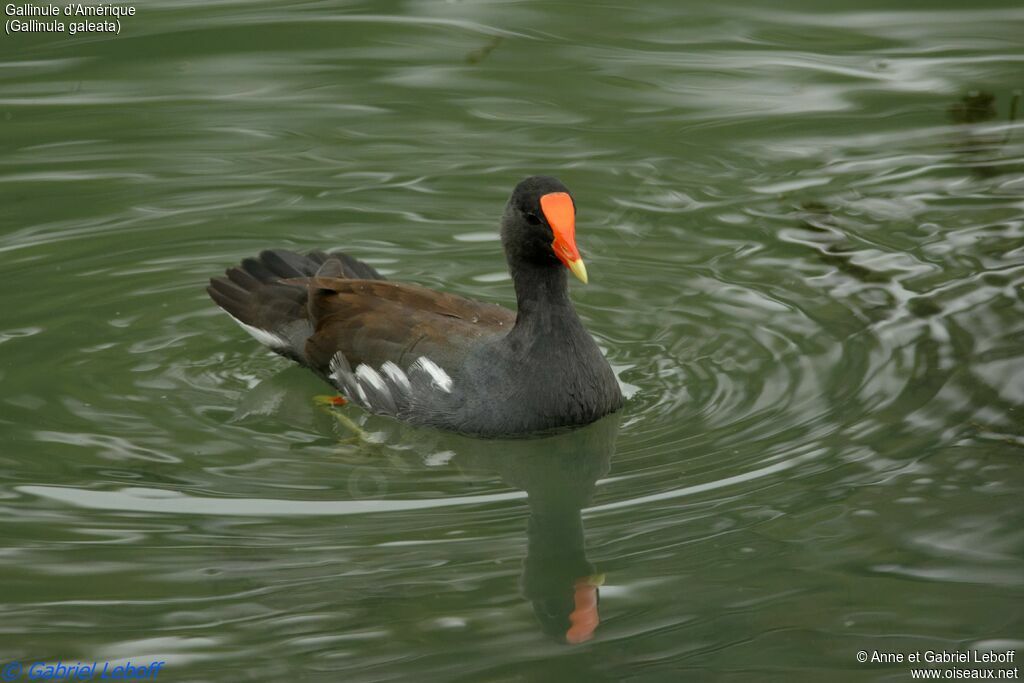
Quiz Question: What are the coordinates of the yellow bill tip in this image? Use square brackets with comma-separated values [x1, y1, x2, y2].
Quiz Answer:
[568, 258, 588, 284]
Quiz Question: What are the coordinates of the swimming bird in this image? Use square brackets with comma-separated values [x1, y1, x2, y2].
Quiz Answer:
[207, 176, 623, 437]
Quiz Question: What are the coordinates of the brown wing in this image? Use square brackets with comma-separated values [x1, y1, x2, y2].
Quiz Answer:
[210, 249, 513, 417]
[299, 277, 515, 374]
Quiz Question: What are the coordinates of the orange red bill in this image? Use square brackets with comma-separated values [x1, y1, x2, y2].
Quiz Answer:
[540, 192, 588, 284]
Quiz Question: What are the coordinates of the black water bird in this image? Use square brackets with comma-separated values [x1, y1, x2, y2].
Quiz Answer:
[207, 176, 623, 437]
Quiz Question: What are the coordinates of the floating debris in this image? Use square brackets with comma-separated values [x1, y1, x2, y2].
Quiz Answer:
[465, 36, 504, 64]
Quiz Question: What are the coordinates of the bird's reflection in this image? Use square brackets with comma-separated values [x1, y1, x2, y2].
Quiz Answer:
[233, 367, 619, 644]
[445, 416, 618, 644]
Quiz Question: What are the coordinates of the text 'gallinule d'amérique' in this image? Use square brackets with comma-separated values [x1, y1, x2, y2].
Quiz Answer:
[207, 176, 623, 437]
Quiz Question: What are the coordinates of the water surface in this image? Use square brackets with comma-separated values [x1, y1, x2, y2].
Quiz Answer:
[2, 0, 1023, 680]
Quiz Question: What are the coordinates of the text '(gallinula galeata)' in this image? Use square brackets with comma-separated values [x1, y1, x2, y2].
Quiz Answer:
[207, 176, 623, 437]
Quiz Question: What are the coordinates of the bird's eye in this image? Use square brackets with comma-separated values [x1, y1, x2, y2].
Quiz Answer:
[524, 212, 542, 225]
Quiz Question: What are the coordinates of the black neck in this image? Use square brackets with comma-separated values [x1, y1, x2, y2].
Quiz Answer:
[510, 261, 575, 326]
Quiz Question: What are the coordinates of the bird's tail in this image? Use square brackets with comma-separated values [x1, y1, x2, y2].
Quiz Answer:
[207, 249, 383, 364]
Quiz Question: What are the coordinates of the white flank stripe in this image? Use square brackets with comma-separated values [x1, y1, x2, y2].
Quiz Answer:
[355, 364, 389, 394]
[380, 361, 412, 392]
[329, 352, 346, 381]
[414, 357, 453, 393]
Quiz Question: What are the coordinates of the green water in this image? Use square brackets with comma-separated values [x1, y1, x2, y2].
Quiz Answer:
[2, 0, 1023, 680]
